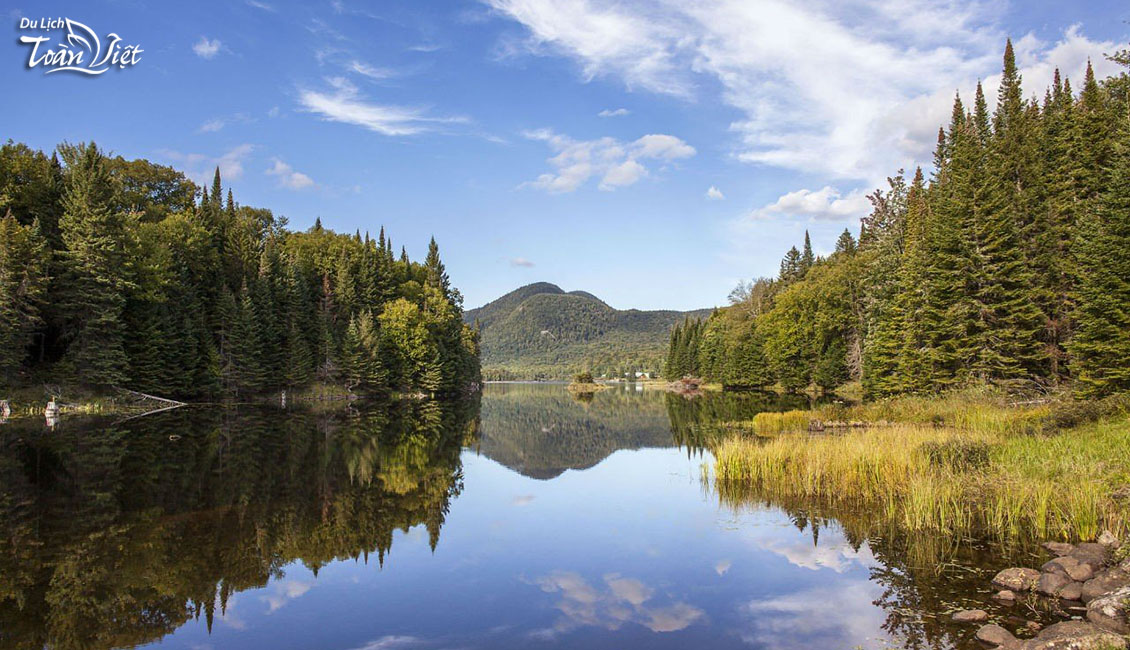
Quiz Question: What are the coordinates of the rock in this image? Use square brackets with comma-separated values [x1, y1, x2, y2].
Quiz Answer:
[1037, 572, 1071, 597]
[995, 589, 1018, 602]
[1026, 620, 1043, 632]
[1043, 557, 1095, 582]
[1060, 581, 1084, 602]
[1097, 531, 1120, 548]
[953, 608, 989, 622]
[1087, 585, 1130, 634]
[1069, 543, 1109, 571]
[1082, 569, 1130, 603]
[994, 567, 1042, 591]
[1019, 620, 1128, 649]
[1044, 541, 1076, 557]
[977, 623, 1018, 648]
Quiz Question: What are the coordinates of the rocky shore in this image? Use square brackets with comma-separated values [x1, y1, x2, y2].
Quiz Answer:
[951, 532, 1129, 648]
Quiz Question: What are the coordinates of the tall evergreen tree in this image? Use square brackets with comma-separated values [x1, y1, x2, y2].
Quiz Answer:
[57, 143, 132, 386]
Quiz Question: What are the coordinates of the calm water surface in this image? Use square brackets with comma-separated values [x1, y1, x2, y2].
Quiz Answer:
[0, 384, 1047, 650]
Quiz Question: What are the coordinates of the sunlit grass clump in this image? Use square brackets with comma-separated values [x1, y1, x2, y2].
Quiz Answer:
[713, 390, 1130, 542]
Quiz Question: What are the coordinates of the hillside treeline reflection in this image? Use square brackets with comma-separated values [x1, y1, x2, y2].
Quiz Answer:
[0, 397, 480, 650]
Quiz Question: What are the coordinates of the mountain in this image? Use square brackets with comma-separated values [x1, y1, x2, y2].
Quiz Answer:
[464, 282, 712, 379]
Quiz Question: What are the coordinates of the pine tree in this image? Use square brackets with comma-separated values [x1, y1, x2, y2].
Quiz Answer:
[1070, 110, 1130, 397]
[800, 230, 815, 275]
[57, 142, 132, 386]
[894, 168, 931, 393]
[0, 214, 49, 385]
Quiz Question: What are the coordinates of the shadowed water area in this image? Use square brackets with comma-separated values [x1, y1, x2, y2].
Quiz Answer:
[0, 384, 1060, 650]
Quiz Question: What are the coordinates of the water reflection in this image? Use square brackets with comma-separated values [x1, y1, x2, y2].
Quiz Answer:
[0, 398, 480, 650]
[0, 385, 1053, 650]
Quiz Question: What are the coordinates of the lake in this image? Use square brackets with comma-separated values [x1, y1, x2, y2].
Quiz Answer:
[0, 383, 1052, 650]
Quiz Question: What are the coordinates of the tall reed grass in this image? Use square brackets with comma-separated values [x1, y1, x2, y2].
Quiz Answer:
[713, 391, 1129, 543]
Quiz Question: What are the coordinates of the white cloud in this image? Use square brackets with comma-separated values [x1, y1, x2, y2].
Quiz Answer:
[740, 583, 885, 650]
[298, 77, 467, 136]
[751, 186, 871, 222]
[521, 128, 694, 193]
[530, 571, 704, 634]
[262, 579, 313, 613]
[346, 636, 423, 650]
[192, 36, 222, 59]
[489, 1, 1120, 223]
[198, 118, 226, 133]
[266, 158, 316, 190]
[196, 113, 253, 134]
[705, 185, 724, 200]
[510, 258, 536, 268]
[350, 60, 397, 80]
[598, 108, 630, 117]
[245, 0, 274, 10]
[160, 144, 253, 183]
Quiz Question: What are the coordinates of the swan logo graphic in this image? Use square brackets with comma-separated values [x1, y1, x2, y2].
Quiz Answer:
[17, 17, 143, 75]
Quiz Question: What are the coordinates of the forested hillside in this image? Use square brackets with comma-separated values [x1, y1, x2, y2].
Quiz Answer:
[465, 282, 709, 379]
[0, 141, 479, 398]
[668, 41, 1130, 399]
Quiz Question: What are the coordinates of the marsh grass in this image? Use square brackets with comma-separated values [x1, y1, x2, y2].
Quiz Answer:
[713, 390, 1130, 543]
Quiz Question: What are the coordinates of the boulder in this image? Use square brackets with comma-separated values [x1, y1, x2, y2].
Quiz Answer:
[1087, 585, 1130, 634]
[977, 623, 1019, 648]
[995, 589, 1018, 603]
[953, 608, 989, 622]
[1069, 543, 1109, 571]
[1043, 557, 1095, 582]
[994, 567, 1042, 591]
[1043, 541, 1076, 557]
[1097, 531, 1120, 548]
[1038, 572, 1072, 597]
[1019, 620, 1128, 649]
[1060, 581, 1083, 602]
[1082, 569, 1130, 603]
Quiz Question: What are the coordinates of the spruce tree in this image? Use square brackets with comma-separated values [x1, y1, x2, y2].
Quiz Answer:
[1070, 110, 1130, 397]
[0, 214, 49, 385]
[57, 142, 132, 386]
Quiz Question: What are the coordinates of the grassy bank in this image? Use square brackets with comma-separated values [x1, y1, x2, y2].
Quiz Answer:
[712, 389, 1130, 543]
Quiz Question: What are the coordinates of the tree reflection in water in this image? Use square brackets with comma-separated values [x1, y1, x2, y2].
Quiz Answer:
[0, 397, 480, 650]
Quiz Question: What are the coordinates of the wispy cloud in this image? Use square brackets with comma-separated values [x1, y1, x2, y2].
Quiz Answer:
[350, 60, 398, 80]
[160, 144, 253, 183]
[488, 1, 1119, 223]
[298, 77, 467, 136]
[196, 113, 253, 134]
[245, 0, 275, 11]
[529, 571, 704, 635]
[598, 108, 630, 117]
[510, 258, 536, 268]
[192, 36, 222, 59]
[267, 158, 316, 190]
[346, 636, 424, 650]
[705, 185, 724, 200]
[521, 128, 694, 193]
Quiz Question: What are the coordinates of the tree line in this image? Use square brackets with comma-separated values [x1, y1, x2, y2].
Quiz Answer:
[668, 41, 1130, 399]
[0, 141, 480, 398]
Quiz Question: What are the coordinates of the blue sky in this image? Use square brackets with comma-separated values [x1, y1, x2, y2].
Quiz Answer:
[4, 1, 1129, 310]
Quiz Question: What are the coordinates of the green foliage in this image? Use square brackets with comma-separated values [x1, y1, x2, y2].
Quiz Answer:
[0, 139, 479, 398]
[672, 42, 1130, 400]
[467, 283, 708, 380]
[0, 214, 49, 385]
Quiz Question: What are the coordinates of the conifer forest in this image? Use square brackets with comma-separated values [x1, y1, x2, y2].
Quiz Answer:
[668, 42, 1130, 400]
[0, 142, 480, 399]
